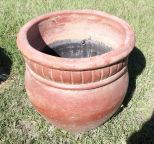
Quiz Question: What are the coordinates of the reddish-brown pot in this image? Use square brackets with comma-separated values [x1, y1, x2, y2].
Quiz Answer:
[17, 10, 135, 132]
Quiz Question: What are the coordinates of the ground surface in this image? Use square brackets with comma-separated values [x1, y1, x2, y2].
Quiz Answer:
[0, 0, 154, 144]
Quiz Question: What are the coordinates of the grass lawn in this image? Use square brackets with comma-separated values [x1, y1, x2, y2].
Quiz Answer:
[0, 0, 154, 143]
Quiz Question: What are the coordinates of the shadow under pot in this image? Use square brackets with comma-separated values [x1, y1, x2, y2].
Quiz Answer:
[17, 10, 135, 132]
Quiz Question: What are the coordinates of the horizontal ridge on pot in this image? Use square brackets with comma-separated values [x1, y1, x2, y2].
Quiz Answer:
[26, 57, 127, 85]
[26, 63, 128, 90]
[17, 10, 135, 132]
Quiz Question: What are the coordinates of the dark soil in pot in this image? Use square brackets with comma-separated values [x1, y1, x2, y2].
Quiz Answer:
[42, 39, 112, 58]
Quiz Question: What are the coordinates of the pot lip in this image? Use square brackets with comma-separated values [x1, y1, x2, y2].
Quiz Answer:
[17, 9, 135, 71]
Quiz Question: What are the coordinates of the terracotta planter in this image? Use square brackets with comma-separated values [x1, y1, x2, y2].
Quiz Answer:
[17, 10, 135, 132]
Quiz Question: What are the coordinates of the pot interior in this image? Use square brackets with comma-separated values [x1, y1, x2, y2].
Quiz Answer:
[42, 39, 112, 58]
[27, 11, 126, 58]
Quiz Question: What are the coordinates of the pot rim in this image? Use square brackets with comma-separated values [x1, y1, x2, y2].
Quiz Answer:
[17, 10, 135, 71]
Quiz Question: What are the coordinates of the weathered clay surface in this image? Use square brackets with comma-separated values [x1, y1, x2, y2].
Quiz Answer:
[17, 10, 135, 132]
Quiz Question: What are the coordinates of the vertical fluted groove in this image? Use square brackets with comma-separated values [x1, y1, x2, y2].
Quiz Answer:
[70, 71, 73, 84]
[116, 63, 119, 72]
[34, 63, 37, 74]
[91, 71, 94, 82]
[108, 66, 111, 77]
[60, 71, 63, 83]
[101, 68, 104, 80]
[41, 66, 45, 78]
[81, 72, 84, 84]
[50, 69, 54, 81]
[98, 69, 101, 80]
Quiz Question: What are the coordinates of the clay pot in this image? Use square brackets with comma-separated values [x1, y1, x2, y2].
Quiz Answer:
[17, 10, 135, 132]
